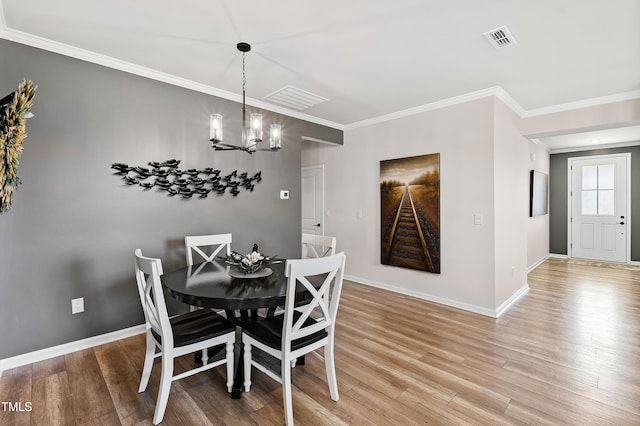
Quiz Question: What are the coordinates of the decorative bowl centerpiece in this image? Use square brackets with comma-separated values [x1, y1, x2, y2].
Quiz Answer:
[222, 244, 276, 278]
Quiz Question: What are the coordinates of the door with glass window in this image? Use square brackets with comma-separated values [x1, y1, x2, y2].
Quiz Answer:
[570, 154, 629, 262]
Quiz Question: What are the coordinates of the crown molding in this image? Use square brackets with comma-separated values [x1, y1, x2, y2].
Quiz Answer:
[0, 23, 344, 131]
[549, 139, 640, 155]
[345, 86, 509, 130]
[521, 90, 640, 118]
[2, 8, 638, 131]
[529, 138, 551, 153]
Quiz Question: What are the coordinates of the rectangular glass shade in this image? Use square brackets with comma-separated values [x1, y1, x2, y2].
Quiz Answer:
[248, 113, 263, 142]
[269, 124, 281, 149]
[210, 114, 223, 142]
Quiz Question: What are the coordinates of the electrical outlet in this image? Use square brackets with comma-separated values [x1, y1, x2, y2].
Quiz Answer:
[72, 297, 84, 314]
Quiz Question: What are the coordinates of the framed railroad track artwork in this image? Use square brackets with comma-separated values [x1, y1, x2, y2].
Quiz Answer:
[380, 153, 440, 273]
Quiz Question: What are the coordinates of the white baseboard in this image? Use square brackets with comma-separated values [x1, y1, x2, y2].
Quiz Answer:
[495, 284, 530, 318]
[527, 254, 550, 273]
[0, 324, 145, 378]
[344, 274, 510, 318]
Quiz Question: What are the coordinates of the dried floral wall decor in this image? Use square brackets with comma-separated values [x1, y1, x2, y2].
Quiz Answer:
[0, 79, 36, 213]
[111, 159, 262, 198]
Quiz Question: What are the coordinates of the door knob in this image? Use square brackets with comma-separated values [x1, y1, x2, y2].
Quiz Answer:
[620, 222, 625, 225]
[316, 223, 321, 227]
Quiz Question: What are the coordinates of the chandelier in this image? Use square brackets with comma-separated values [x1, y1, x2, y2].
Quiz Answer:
[210, 43, 281, 153]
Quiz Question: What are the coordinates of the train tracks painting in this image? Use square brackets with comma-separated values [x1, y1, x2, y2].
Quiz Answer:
[381, 153, 440, 273]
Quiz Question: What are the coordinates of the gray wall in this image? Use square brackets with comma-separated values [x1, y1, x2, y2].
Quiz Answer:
[0, 39, 342, 359]
[549, 145, 640, 260]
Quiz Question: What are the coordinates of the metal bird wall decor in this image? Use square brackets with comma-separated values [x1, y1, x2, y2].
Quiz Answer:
[110, 159, 262, 198]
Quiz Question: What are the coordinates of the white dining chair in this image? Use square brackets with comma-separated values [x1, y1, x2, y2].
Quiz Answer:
[301, 233, 336, 259]
[185, 233, 232, 318]
[185, 233, 232, 266]
[242, 252, 346, 426]
[134, 249, 236, 425]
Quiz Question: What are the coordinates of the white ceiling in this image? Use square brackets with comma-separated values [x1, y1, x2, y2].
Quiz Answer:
[1, 0, 639, 150]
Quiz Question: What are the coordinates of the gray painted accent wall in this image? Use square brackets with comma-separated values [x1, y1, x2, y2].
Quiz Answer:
[549, 145, 640, 261]
[0, 39, 342, 359]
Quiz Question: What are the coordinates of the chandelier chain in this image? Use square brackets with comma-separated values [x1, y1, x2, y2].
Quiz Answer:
[242, 52, 246, 95]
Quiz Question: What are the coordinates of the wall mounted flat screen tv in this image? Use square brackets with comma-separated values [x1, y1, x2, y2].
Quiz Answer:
[530, 170, 548, 217]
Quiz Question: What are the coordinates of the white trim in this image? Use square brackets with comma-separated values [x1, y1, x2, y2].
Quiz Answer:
[345, 274, 502, 318]
[0, 325, 145, 375]
[551, 140, 640, 155]
[495, 284, 530, 318]
[527, 254, 549, 273]
[0, 27, 343, 131]
[494, 86, 526, 117]
[301, 136, 341, 145]
[630, 261, 640, 267]
[0, 1, 6, 30]
[2, 8, 639, 137]
[345, 87, 504, 129]
[548, 253, 569, 259]
[567, 153, 632, 264]
[522, 90, 640, 118]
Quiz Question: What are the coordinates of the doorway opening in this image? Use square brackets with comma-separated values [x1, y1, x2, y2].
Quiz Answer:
[568, 153, 631, 263]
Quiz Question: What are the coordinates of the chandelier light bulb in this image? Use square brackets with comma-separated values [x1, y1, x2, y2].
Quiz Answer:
[270, 124, 281, 149]
[210, 114, 223, 142]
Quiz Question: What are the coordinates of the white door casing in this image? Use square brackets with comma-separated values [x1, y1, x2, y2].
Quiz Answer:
[302, 165, 324, 236]
[568, 154, 630, 263]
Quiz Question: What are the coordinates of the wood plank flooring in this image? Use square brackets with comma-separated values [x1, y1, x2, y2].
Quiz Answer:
[1, 258, 639, 425]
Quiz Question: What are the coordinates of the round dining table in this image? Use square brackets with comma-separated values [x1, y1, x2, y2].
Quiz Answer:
[162, 258, 288, 314]
[161, 258, 296, 398]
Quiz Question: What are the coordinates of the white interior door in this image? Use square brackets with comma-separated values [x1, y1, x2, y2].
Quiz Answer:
[569, 154, 629, 262]
[302, 165, 324, 236]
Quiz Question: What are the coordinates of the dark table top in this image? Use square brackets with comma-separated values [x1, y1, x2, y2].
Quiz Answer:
[162, 259, 289, 310]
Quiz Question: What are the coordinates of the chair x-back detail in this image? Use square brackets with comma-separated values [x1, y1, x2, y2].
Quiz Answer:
[134, 249, 236, 425]
[242, 252, 346, 426]
[185, 233, 232, 267]
[301, 233, 336, 259]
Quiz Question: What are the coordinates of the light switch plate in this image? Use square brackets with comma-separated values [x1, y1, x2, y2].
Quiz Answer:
[72, 297, 84, 314]
[280, 190, 289, 200]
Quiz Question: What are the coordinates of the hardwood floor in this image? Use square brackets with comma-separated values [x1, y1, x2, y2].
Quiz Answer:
[1, 258, 639, 425]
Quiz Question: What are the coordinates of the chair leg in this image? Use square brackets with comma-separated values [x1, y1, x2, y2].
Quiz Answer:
[225, 336, 235, 393]
[138, 332, 155, 393]
[243, 340, 252, 392]
[281, 358, 294, 426]
[325, 340, 339, 401]
[153, 355, 174, 425]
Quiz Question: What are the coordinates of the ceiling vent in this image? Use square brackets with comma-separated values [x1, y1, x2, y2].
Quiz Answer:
[262, 85, 328, 111]
[484, 26, 517, 49]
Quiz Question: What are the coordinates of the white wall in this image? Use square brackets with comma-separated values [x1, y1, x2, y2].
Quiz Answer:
[526, 140, 551, 269]
[493, 98, 530, 309]
[303, 97, 513, 315]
